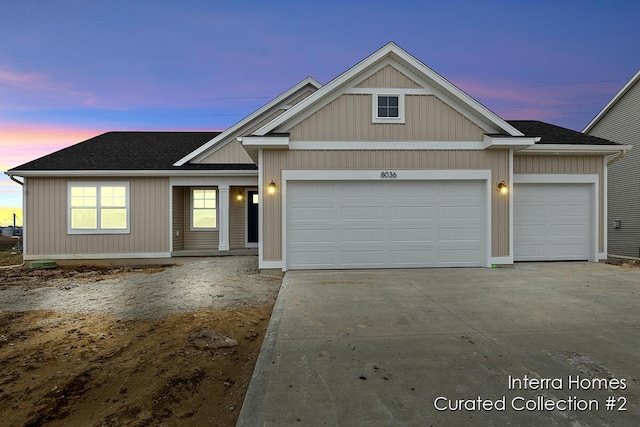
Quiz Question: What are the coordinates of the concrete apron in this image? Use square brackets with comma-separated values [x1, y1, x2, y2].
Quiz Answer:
[237, 262, 640, 426]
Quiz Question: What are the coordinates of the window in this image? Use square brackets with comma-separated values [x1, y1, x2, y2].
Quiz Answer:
[192, 188, 217, 230]
[372, 93, 405, 123]
[378, 95, 399, 118]
[68, 182, 129, 234]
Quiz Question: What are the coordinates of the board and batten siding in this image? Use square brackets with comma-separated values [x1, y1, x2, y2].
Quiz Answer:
[199, 89, 315, 164]
[289, 94, 485, 142]
[172, 186, 185, 251]
[513, 154, 605, 254]
[26, 177, 170, 256]
[355, 65, 422, 88]
[262, 149, 510, 262]
[229, 186, 246, 249]
[587, 79, 640, 257]
[182, 188, 219, 250]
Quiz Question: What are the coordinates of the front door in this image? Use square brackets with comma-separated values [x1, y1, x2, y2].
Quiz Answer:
[247, 190, 259, 245]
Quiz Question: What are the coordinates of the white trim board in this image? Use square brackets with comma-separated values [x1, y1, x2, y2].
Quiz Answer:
[280, 169, 493, 271]
[24, 252, 172, 260]
[173, 77, 322, 166]
[8, 170, 258, 178]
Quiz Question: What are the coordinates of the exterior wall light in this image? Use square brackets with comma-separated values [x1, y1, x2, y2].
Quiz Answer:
[236, 191, 244, 201]
[268, 181, 277, 194]
[497, 181, 509, 194]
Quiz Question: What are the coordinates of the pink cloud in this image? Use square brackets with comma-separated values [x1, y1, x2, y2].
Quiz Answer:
[0, 124, 105, 170]
[0, 66, 98, 107]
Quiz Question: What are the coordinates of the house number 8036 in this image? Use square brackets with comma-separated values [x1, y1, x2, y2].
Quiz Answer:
[380, 171, 398, 178]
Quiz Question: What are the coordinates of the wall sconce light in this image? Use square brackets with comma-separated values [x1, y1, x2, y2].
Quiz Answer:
[236, 191, 244, 201]
[268, 181, 277, 194]
[497, 181, 509, 194]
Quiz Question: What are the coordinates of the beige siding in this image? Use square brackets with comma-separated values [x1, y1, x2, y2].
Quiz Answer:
[200, 139, 254, 164]
[182, 188, 219, 250]
[289, 94, 485, 142]
[172, 187, 185, 251]
[356, 65, 422, 88]
[588, 79, 640, 257]
[262, 149, 510, 261]
[199, 109, 285, 164]
[513, 154, 605, 253]
[229, 186, 246, 249]
[26, 177, 169, 256]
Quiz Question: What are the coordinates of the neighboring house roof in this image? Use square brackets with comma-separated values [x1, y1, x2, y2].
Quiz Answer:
[508, 120, 620, 145]
[253, 42, 525, 138]
[583, 70, 640, 133]
[8, 131, 257, 172]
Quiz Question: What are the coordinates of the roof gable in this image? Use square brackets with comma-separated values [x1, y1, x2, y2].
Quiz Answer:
[253, 42, 523, 138]
[583, 70, 640, 133]
[174, 77, 321, 166]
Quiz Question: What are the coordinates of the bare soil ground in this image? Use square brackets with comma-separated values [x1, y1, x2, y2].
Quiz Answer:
[0, 255, 282, 427]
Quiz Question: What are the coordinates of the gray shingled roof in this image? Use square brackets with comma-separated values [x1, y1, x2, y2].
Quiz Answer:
[8, 131, 257, 172]
[507, 120, 619, 145]
[8, 121, 620, 174]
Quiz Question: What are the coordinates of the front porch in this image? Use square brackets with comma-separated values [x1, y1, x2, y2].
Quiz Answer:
[170, 177, 259, 254]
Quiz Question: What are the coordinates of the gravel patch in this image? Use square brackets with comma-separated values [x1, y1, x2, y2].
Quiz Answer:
[0, 256, 282, 320]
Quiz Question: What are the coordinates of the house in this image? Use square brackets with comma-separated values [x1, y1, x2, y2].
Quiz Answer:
[584, 71, 640, 258]
[5, 42, 629, 270]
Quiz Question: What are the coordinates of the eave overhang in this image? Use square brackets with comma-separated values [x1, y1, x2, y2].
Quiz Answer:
[483, 135, 539, 150]
[4, 169, 259, 178]
[517, 144, 632, 155]
[239, 135, 290, 162]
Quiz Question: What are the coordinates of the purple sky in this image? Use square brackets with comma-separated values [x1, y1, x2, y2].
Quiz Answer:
[1, 0, 639, 213]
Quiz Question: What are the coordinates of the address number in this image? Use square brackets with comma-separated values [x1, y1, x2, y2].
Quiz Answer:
[380, 171, 398, 179]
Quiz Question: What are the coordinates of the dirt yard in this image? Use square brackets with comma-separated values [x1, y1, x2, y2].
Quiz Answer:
[0, 256, 282, 427]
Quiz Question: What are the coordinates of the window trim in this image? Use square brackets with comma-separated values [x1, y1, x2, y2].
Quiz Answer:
[372, 93, 405, 123]
[67, 181, 130, 235]
[190, 187, 218, 231]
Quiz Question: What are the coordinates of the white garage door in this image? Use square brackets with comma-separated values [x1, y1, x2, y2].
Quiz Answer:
[514, 184, 591, 261]
[286, 180, 486, 269]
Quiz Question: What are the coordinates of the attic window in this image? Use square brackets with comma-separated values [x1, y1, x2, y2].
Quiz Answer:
[372, 94, 404, 123]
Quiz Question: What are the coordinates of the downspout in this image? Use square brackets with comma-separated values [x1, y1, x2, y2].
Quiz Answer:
[607, 150, 626, 166]
[2, 173, 25, 269]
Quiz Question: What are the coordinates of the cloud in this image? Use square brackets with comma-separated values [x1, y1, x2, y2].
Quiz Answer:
[0, 123, 105, 170]
[0, 66, 98, 107]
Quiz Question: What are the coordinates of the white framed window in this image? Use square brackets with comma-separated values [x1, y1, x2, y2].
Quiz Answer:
[372, 93, 405, 123]
[191, 188, 217, 230]
[68, 182, 130, 234]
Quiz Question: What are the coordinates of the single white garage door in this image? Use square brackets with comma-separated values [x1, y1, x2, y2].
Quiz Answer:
[514, 183, 591, 261]
[286, 180, 486, 269]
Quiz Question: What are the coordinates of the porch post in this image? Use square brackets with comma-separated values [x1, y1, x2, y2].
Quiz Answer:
[218, 184, 230, 251]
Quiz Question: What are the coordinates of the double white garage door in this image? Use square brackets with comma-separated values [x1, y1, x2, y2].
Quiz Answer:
[286, 180, 486, 269]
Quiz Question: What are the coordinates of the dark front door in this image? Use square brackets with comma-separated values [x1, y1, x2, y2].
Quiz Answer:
[247, 190, 259, 244]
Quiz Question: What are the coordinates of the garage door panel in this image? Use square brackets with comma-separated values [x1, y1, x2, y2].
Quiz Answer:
[340, 228, 384, 243]
[440, 227, 482, 241]
[390, 206, 433, 220]
[389, 228, 433, 243]
[514, 183, 591, 261]
[439, 205, 482, 220]
[287, 180, 485, 269]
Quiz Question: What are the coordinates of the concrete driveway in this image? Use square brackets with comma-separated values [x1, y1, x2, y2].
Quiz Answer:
[237, 263, 640, 426]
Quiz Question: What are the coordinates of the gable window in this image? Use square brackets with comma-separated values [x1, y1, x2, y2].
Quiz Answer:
[68, 182, 129, 234]
[192, 188, 217, 230]
[372, 93, 405, 123]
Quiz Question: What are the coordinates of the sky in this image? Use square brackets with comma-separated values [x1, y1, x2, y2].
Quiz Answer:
[1, 0, 639, 218]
